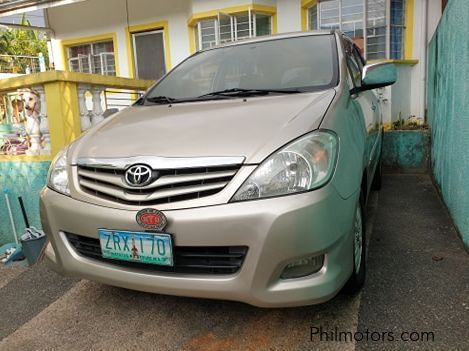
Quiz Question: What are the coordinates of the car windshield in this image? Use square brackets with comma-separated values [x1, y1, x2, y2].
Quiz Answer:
[144, 34, 338, 103]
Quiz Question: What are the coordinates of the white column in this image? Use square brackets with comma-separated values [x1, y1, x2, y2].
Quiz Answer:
[90, 86, 105, 126]
[78, 85, 91, 131]
[34, 85, 51, 155]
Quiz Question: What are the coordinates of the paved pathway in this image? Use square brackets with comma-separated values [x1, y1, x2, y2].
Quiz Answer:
[0, 174, 467, 350]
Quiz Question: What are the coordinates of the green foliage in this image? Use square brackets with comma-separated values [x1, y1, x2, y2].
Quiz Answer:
[392, 113, 427, 131]
[0, 14, 48, 71]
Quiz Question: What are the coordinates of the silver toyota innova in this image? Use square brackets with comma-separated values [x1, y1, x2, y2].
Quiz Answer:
[40, 31, 396, 307]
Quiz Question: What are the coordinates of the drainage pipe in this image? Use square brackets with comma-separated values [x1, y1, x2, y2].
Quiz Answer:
[4, 192, 19, 245]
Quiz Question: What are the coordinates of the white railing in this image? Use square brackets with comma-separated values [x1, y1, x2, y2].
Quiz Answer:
[77, 85, 145, 132]
[0, 71, 154, 157]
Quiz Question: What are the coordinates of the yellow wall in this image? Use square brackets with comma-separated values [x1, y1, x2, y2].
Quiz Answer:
[43, 81, 81, 156]
[300, 0, 317, 31]
[404, 0, 414, 59]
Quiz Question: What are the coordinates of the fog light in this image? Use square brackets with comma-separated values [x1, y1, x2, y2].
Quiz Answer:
[280, 255, 325, 279]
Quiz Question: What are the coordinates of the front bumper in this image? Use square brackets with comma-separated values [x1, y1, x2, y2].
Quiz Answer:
[40, 185, 357, 307]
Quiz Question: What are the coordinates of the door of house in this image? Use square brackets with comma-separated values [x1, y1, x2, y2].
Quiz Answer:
[132, 30, 166, 80]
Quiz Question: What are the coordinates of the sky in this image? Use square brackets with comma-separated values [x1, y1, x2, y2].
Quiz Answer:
[0, 9, 46, 27]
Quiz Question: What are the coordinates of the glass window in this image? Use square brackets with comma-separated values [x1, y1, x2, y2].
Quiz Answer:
[319, 0, 340, 30]
[255, 13, 271, 36]
[366, 0, 386, 60]
[133, 31, 166, 80]
[234, 12, 251, 40]
[198, 19, 218, 49]
[344, 39, 362, 88]
[218, 13, 233, 44]
[148, 35, 338, 100]
[68, 40, 115, 76]
[308, 5, 318, 30]
[341, 0, 364, 43]
[308, 0, 407, 60]
[390, 0, 405, 59]
[195, 12, 272, 51]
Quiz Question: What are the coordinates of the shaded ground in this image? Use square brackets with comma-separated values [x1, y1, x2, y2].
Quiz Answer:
[356, 174, 469, 350]
[0, 264, 77, 340]
[0, 280, 360, 351]
[0, 174, 467, 351]
[0, 265, 25, 290]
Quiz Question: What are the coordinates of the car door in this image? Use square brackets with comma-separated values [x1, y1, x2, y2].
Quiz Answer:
[343, 39, 381, 191]
[353, 45, 382, 177]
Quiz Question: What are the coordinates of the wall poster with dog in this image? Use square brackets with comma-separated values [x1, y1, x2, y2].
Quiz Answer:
[0, 88, 51, 156]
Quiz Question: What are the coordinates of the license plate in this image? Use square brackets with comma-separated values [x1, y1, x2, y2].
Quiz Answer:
[98, 229, 173, 266]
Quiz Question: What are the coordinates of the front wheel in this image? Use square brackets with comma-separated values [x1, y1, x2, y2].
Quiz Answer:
[343, 194, 366, 294]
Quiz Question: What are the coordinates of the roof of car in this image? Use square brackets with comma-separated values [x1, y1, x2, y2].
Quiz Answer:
[199, 30, 338, 52]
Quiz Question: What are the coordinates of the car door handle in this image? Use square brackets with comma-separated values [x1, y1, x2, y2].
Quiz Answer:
[371, 104, 377, 111]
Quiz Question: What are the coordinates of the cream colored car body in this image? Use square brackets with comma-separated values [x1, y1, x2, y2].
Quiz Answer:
[40, 32, 384, 307]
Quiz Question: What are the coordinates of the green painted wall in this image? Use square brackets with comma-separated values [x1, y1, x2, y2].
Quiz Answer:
[0, 161, 50, 245]
[427, 0, 469, 249]
[382, 130, 430, 172]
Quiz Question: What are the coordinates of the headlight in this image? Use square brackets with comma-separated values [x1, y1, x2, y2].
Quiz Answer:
[231, 130, 338, 202]
[47, 148, 70, 196]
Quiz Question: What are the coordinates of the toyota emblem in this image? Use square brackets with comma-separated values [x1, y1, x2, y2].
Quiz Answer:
[125, 164, 153, 186]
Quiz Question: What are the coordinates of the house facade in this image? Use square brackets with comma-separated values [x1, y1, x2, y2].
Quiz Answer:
[0, 0, 450, 246]
[44, 0, 443, 125]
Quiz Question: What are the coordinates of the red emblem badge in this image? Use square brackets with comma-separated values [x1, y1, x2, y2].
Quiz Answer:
[136, 208, 167, 231]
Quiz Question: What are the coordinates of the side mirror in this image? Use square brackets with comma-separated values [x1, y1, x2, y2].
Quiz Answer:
[361, 62, 397, 91]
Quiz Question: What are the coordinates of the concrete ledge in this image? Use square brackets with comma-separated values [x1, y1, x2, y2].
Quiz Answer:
[382, 129, 430, 173]
[0, 70, 154, 93]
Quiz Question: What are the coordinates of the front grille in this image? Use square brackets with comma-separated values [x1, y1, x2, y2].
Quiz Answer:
[66, 233, 248, 275]
[77, 165, 240, 206]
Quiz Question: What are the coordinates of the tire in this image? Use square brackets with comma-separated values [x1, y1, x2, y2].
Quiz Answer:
[343, 193, 366, 294]
[371, 131, 384, 191]
[371, 157, 382, 191]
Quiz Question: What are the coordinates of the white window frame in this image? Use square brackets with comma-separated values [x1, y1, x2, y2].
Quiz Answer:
[68, 41, 116, 76]
[195, 11, 273, 51]
[197, 19, 218, 50]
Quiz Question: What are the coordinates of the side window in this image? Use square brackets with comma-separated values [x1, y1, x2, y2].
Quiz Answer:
[353, 46, 365, 71]
[344, 39, 362, 89]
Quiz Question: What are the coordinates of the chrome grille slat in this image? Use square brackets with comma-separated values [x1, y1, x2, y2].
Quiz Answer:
[80, 178, 229, 202]
[76, 162, 241, 206]
[77, 168, 237, 190]
[154, 170, 237, 187]
[78, 169, 123, 187]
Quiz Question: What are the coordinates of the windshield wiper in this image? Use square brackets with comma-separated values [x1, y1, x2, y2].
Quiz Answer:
[145, 88, 303, 105]
[197, 88, 303, 98]
[145, 95, 178, 104]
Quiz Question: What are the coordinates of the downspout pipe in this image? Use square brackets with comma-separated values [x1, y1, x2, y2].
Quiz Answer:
[421, 0, 429, 121]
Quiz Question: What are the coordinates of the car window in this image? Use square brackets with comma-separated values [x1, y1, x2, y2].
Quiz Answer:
[146, 35, 339, 100]
[344, 39, 362, 89]
[353, 46, 366, 69]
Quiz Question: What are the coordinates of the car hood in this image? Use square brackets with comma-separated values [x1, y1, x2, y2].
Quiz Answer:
[71, 90, 336, 164]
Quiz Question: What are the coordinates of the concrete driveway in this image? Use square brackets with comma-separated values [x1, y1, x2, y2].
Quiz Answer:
[0, 174, 468, 351]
